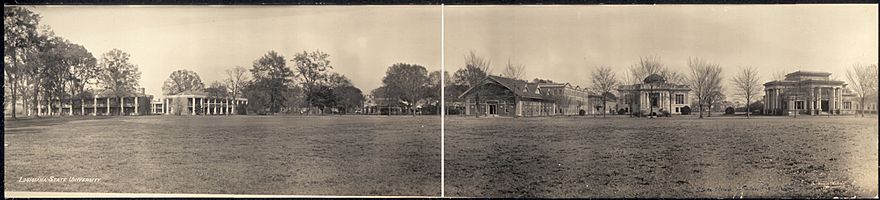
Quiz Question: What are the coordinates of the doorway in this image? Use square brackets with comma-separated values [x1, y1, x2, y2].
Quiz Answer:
[822, 100, 830, 112]
[489, 104, 497, 115]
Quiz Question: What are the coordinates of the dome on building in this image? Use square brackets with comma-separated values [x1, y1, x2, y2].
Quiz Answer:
[643, 74, 667, 84]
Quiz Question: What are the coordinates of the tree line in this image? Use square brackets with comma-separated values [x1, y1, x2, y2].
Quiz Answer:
[5, 7, 142, 118]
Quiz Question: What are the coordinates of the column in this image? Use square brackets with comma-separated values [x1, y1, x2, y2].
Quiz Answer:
[93, 97, 97, 116]
[232, 100, 236, 115]
[106, 98, 110, 115]
[816, 87, 821, 115]
[763, 90, 769, 114]
[69, 99, 74, 116]
[770, 89, 776, 113]
[134, 96, 139, 115]
[807, 87, 813, 115]
[189, 98, 194, 115]
[164, 98, 168, 114]
[201, 98, 205, 115]
[81, 99, 85, 116]
[836, 87, 841, 113]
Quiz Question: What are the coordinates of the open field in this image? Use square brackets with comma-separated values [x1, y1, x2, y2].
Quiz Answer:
[445, 115, 878, 198]
[4, 115, 440, 196]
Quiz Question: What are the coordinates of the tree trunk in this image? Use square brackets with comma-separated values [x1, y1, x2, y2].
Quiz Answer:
[708, 104, 712, 117]
[34, 81, 40, 118]
[475, 94, 480, 118]
[602, 96, 607, 118]
[119, 97, 123, 116]
[11, 80, 17, 119]
[746, 98, 751, 119]
[699, 102, 704, 119]
[861, 97, 866, 117]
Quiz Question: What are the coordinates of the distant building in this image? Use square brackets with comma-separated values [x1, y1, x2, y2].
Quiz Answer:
[458, 75, 591, 117]
[617, 74, 691, 116]
[362, 94, 407, 115]
[763, 70, 874, 115]
[588, 92, 618, 115]
[157, 91, 248, 115]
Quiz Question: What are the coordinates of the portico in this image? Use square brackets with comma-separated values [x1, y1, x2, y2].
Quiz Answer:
[763, 71, 847, 116]
[162, 91, 248, 115]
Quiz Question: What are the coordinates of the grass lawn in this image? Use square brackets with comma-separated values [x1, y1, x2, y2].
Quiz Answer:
[4, 115, 440, 196]
[445, 115, 878, 198]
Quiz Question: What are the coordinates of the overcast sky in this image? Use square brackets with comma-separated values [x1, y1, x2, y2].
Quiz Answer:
[445, 5, 878, 102]
[29, 6, 441, 98]
[22, 5, 879, 102]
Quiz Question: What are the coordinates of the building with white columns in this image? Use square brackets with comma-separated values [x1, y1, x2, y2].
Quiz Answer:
[762, 70, 865, 116]
[617, 74, 691, 116]
[33, 88, 153, 116]
[158, 91, 248, 115]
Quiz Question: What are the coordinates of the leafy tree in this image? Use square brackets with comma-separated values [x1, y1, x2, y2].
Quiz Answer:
[33, 29, 70, 116]
[292, 50, 332, 114]
[4, 6, 42, 118]
[162, 69, 204, 95]
[250, 50, 293, 114]
[97, 49, 142, 116]
[590, 66, 619, 118]
[332, 85, 364, 114]
[424, 70, 446, 114]
[382, 63, 429, 116]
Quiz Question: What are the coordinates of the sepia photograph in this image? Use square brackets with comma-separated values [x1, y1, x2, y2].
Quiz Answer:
[3, 6, 442, 197]
[442, 5, 878, 198]
[3, 3, 879, 199]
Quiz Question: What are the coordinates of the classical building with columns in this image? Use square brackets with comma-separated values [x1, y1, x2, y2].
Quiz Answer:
[617, 74, 691, 116]
[28, 88, 154, 116]
[763, 70, 869, 116]
[156, 91, 248, 115]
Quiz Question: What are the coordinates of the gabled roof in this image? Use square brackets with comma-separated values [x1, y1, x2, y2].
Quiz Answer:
[458, 75, 548, 100]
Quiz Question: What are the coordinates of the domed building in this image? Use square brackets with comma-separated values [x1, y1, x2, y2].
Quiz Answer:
[617, 74, 691, 116]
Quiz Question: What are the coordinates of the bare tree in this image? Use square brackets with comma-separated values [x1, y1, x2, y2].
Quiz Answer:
[687, 57, 723, 119]
[501, 59, 526, 117]
[225, 66, 250, 114]
[628, 56, 666, 83]
[846, 64, 879, 117]
[453, 50, 491, 118]
[590, 66, 618, 118]
[501, 58, 525, 80]
[731, 66, 762, 118]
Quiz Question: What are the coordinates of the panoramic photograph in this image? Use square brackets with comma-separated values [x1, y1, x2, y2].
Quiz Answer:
[3, 6, 442, 197]
[442, 5, 878, 198]
[4, 4, 879, 199]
